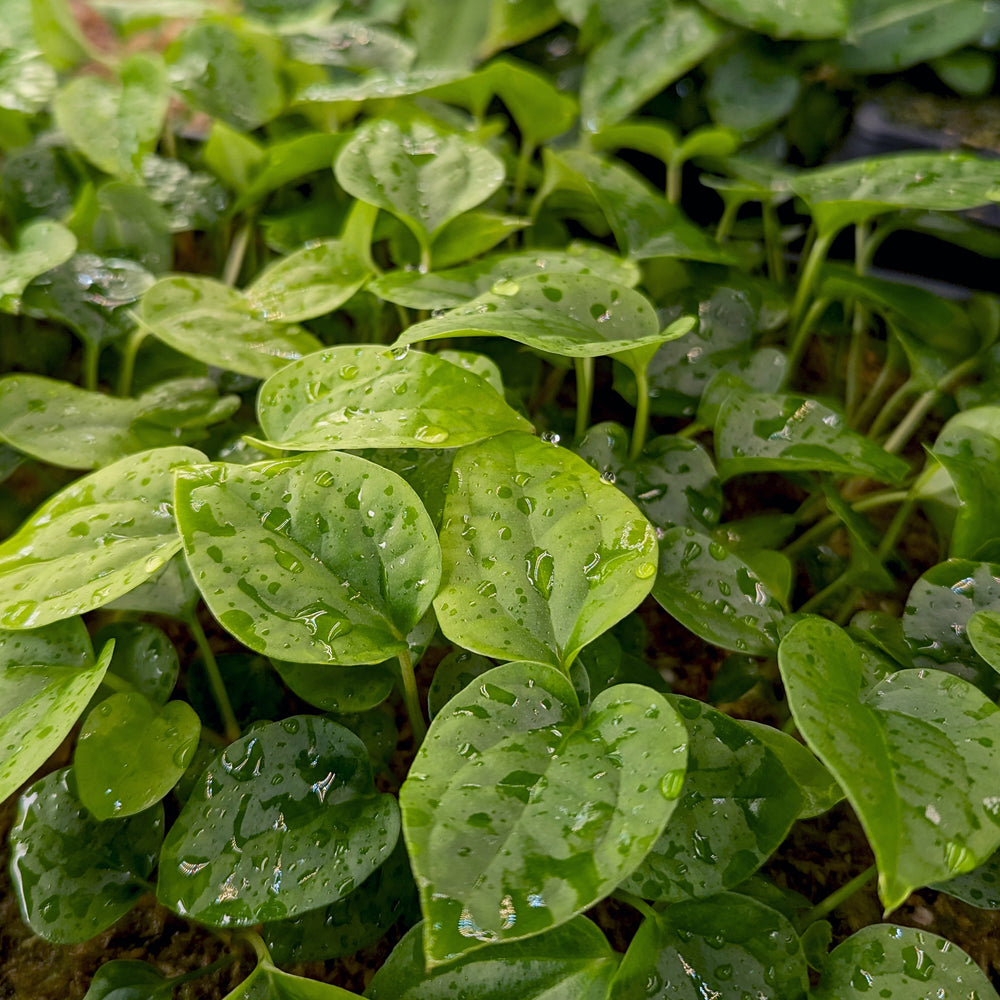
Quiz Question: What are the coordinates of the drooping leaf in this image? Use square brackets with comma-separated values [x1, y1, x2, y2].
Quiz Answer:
[0, 218, 75, 313]
[609, 894, 810, 1000]
[255, 346, 531, 452]
[433, 431, 658, 668]
[0, 446, 205, 630]
[157, 716, 400, 926]
[175, 452, 441, 665]
[366, 917, 618, 1000]
[779, 617, 1000, 910]
[401, 660, 688, 964]
[10, 767, 163, 943]
[620, 696, 801, 902]
[91, 620, 179, 706]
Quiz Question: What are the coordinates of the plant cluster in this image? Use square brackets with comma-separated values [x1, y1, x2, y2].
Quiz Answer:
[5, 0, 1000, 997]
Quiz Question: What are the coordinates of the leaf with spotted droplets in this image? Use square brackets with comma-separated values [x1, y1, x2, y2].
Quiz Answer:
[433, 431, 658, 669]
[175, 452, 440, 665]
[400, 661, 688, 965]
[0, 446, 206, 630]
[779, 618, 1000, 911]
[157, 716, 399, 928]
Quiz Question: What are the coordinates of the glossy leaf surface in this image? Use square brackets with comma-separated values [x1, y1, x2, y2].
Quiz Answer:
[92, 620, 179, 705]
[222, 958, 362, 999]
[933, 848, 1000, 909]
[0, 218, 76, 313]
[10, 768, 163, 943]
[176, 453, 440, 665]
[256, 346, 530, 451]
[780, 618, 1000, 910]
[401, 661, 688, 964]
[0, 446, 204, 629]
[157, 716, 399, 927]
[81, 961, 171, 1000]
[434, 431, 658, 668]
[701, 0, 847, 37]
[621, 697, 801, 902]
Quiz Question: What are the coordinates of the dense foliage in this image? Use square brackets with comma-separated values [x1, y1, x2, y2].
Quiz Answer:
[4, 0, 1000, 997]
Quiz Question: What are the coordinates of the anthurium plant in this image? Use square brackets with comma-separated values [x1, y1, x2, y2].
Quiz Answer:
[5, 0, 1000, 997]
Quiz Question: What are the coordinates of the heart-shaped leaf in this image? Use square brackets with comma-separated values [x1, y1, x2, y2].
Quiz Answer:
[0, 218, 76, 313]
[175, 452, 441, 665]
[434, 431, 658, 668]
[81, 961, 172, 1000]
[779, 617, 1000, 910]
[10, 767, 163, 943]
[366, 917, 618, 1000]
[255, 346, 531, 452]
[0, 446, 205, 629]
[620, 697, 801, 902]
[0, 619, 111, 803]
[401, 661, 688, 964]
[811, 924, 1000, 999]
[138, 276, 321, 379]
[609, 894, 810, 1000]
[157, 716, 400, 926]
[74, 692, 200, 819]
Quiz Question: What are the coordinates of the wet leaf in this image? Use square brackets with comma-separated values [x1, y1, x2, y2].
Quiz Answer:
[701, 0, 847, 38]
[222, 957, 364, 998]
[779, 618, 1000, 910]
[10, 767, 163, 943]
[82, 960, 171, 1000]
[932, 848, 1000, 909]
[0, 218, 75, 313]
[175, 452, 440, 665]
[811, 924, 1000, 999]
[255, 345, 530, 452]
[0, 446, 205, 629]
[651, 526, 783, 655]
[426, 648, 494, 719]
[969, 610, 1000, 675]
[620, 697, 801, 902]
[74, 692, 200, 820]
[609, 894, 809, 1000]
[271, 659, 397, 715]
[401, 660, 687, 964]
[104, 553, 200, 620]
[91, 620, 179, 706]
[157, 716, 399, 927]
[707, 42, 802, 136]
[0, 619, 110, 803]
[366, 917, 618, 999]
[139, 276, 321, 380]
[433, 431, 658, 669]
[356, 447, 454, 530]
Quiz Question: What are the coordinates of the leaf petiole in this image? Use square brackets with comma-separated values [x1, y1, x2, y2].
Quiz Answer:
[802, 864, 876, 925]
[184, 611, 241, 744]
[398, 645, 427, 747]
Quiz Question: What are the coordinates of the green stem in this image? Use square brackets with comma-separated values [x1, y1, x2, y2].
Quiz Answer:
[763, 202, 785, 284]
[185, 612, 240, 743]
[714, 197, 741, 242]
[117, 327, 147, 397]
[797, 573, 851, 615]
[803, 865, 877, 925]
[868, 378, 916, 441]
[789, 228, 836, 334]
[511, 138, 536, 212]
[786, 296, 831, 376]
[613, 889, 657, 921]
[398, 646, 427, 746]
[845, 223, 871, 420]
[419, 241, 432, 274]
[170, 952, 240, 988]
[675, 421, 707, 439]
[575, 357, 594, 441]
[82, 340, 100, 391]
[666, 157, 682, 204]
[223, 219, 253, 287]
[100, 671, 134, 695]
[851, 356, 897, 432]
[783, 489, 909, 560]
[630, 367, 651, 461]
[237, 929, 272, 965]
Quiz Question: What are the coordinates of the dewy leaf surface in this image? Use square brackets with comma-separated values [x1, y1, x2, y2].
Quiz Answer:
[255, 346, 530, 452]
[700, 0, 848, 38]
[779, 618, 1000, 910]
[0, 446, 205, 629]
[366, 917, 618, 1000]
[400, 661, 688, 964]
[175, 453, 440, 665]
[157, 716, 399, 927]
[0, 218, 76, 313]
[433, 431, 658, 668]
[396, 272, 673, 358]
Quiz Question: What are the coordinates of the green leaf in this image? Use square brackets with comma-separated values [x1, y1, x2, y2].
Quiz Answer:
[244, 239, 371, 323]
[74, 692, 200, 820]
[0, 446, 205, 630]
[222, 958, 364, 999]
[142, 153, 229, 232]
[10, 767, 163, 943]
[651, 527, 783, 655]
[811, 925, 1000, 999]
[707, 42, 802, 137]
[969, 609, 1000, 677]
[609, 894, 809, 1000]
[433, 431, 658, 668]
[82, 961, 172, 1000]
[255, 345, 531, 451]
[431, 211, 529, 269]
[92, 620, 179, 706]
[401, 660, 687, 964]
[713, 385, 910, 483]
[580, 1, 727, 131]
[779, 618, 1000, 910]
[53, 53, 168, 180]
[334, 119, 505, 257]
[620, 696, 801, 902]
[104, 553, 199, 620]
[426, 648, 494, 719]
[175, 452, 441, 665]
[700, 0, 847, 38]
[366, 917, 618, 999]
[575, 422, 722, 534]
[272, 659, 397, 714]
[396, 272, 672, 358]
[158, 716, 399, 927]
[932, 848, 1000, 909]
[357, 446, 454, 530]
[166, 20, 285, 131]
[0, 218, 75, 313]
[138, 276, 321, 379]
[31, 0, 93, 71]
[0, 619, 110, 803]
